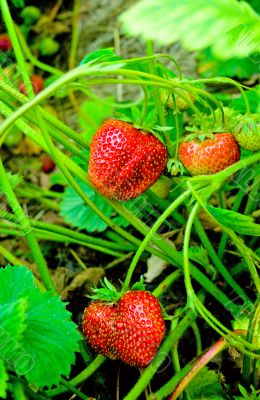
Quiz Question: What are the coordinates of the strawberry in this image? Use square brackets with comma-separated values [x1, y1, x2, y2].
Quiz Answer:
[40, 154, 56, 173]
[19, 74, 44, 95]
[82, 290, 165, 368]
[113, 290, 166, 367]
[233, 115, 260, 152]
[161, 88, 195, 112]
[82, 301, 118, 359]
[88, 119, 168, 201]
[178, 132, 240, 176]
[0, 34, 12, 52]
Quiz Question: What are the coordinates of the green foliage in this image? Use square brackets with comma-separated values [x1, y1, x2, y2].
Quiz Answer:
[0, 265, 80, 390]
[80, 48, 121, 66]
[186, 367, 228, 399]
[0, 359, 8, 399]
[60, 177, 118, 232]
[197, 49, 260, 79]
[10, 0, 24, 7]
[79, 98, 114, 144]
[236, 384, 259, 399]
[207, 205, 260, 236]
[121, 0, 260, 59]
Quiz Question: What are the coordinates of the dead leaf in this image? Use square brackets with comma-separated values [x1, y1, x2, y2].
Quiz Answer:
[144, 254, 168, 283]
[12, 136, 42, 155]
[61, 267, 105, 299]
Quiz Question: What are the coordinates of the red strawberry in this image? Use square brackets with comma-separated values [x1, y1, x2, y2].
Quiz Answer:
[178, 132, 240, 176]
[82, 301, 118, 359]
[113, 291, 166, 367]
[88, 119, 168, 201]
[82, 290, 165, 368]
[0, 34, 12, 51]
[40, 154, 56, 173]
[19, 74, 44, 95]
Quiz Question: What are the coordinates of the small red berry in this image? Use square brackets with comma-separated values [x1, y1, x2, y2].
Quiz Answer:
[40, 154, 55, 173]
[178, 132, 240, 176]
[0, 34, 12, 52]
[19, 74, 44, 95]
[88, 119, 168, 201]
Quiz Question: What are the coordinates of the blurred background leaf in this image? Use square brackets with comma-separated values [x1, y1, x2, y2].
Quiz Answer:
[120, 0, 260, 60]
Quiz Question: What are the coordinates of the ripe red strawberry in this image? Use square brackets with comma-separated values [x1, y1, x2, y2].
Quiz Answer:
[82, 301, 118, 359]
[82, 290, 165, 368]
[0, 34, 12, 51]
[113, 291, 166, 367]
[178, 132, 240, 176]
[19, 74, 44, 95]
[88, 119, 168, 201]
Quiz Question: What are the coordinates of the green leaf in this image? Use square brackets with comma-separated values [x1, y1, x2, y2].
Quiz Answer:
[189, 246, 209, 268]
[60, 178, 115, 232]
[10, 0, 24, 7]
[0, 359, 8, 399]
[0, 266, 80, 389]
[79, 48, 121, 65]
[0, 265, 35, 304]
[207, 205, 260, 236]
[120, 0, 260, 59]
[20, 289, 80, 388]
[186, 367, 228, 399]
[198, 48, 260, 79]
[79, 98, 114, 144]
[0, 299, 28, 381]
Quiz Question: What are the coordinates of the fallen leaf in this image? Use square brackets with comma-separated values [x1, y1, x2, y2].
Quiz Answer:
[61, 267, 105, 299]
[144, 254, 168, 283]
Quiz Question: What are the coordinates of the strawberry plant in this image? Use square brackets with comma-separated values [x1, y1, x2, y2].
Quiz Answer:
[0, 0, 259, 399]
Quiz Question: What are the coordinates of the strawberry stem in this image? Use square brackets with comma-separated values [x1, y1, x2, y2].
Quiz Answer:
[146, 39, 175, 157]
[168, 330, 246, 400]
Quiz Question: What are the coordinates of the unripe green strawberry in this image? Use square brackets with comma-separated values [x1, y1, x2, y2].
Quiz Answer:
[233, 115, 260, 152]
[38, 37, 60, 56]
[161, 86, 195, 111]
[88, 119, 168, 201]
[82, 290, 166, 368]
[4, 128, 23, 147]
[178, 132, 240, 176]
[20, 6, 41, 25]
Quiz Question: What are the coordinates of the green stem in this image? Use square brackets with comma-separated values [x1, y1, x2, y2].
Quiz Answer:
[46, 355, 106, 397]
[183, 203, 199, 308]
[193, 215, 250, 302]
[0, 159, 55, 292]
[169, 330, 246, 400]
[59, 378, 89, 400]
[244, 175, 260, 215]
[218, 187, 245, 259]
[146, 40, 174, 157]
[191, 322, 202, 355]
[12, 380, 28, 400]
[123, 310, 196, 400]
[15, 24, 63, 76]
[122, 190, 191, 290]
[195, 298, 259, 355]
[242, 298, 260, 387]
[152, 270, 182, 298]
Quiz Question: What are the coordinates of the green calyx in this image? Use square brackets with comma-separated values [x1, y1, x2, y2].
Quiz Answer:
[89, 277, 147, 302]
[115, 107, 172, 144]
[88, 277, 121, 302]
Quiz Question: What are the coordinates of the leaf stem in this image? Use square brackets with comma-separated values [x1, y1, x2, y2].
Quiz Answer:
[0, 159, 55, 292]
